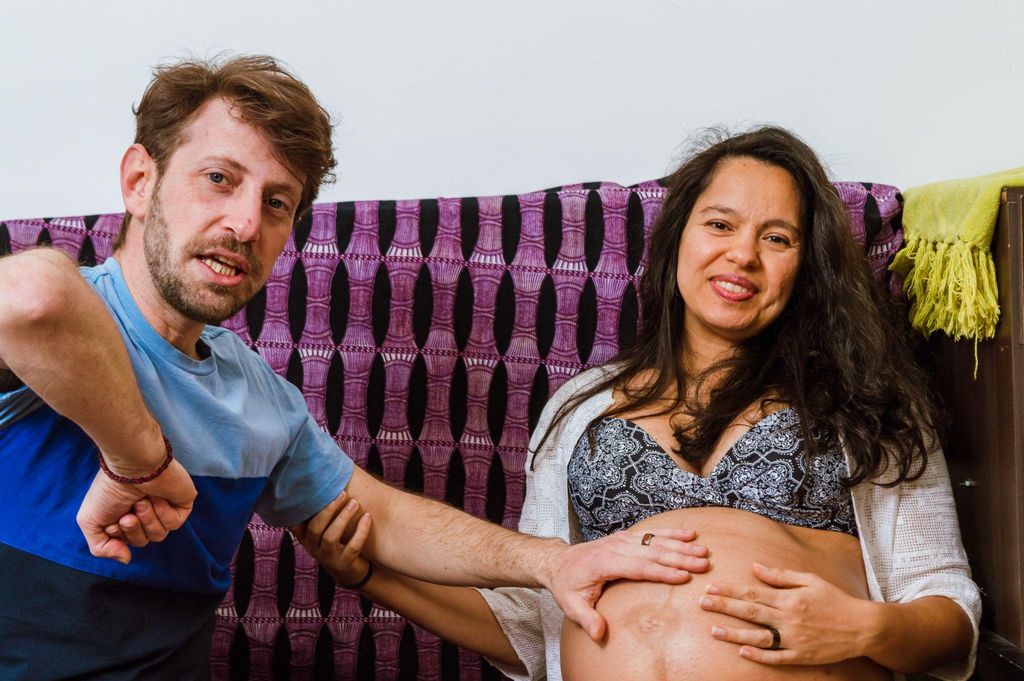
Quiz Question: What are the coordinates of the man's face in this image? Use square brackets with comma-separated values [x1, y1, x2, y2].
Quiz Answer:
[139, 97, 304, 325]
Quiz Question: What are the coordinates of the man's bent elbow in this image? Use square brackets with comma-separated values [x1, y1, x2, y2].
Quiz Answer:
[0, 248, 81, 332]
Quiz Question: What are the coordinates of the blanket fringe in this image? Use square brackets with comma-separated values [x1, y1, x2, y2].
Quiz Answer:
[890, 235, 999, 342]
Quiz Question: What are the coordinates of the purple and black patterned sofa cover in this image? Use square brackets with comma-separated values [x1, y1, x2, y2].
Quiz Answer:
[1, 179, 904, 680]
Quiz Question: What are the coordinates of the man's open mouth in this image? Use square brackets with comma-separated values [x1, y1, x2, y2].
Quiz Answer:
[201, 255, 244, 277]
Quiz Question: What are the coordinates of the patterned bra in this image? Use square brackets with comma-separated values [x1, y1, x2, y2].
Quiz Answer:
[567, 408, 857, 542]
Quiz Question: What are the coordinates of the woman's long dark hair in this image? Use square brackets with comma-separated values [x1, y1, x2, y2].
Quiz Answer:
[536, 126, 936, 486]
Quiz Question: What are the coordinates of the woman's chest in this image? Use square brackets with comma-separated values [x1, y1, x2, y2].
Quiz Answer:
[566, 411, 856, 540]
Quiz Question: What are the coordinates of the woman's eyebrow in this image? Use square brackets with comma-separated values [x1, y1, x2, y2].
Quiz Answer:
[698, 205, 735, 215]
[699, 205, 799, 233]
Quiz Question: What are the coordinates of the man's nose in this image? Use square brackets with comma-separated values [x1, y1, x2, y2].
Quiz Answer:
[224, 190, 263, 242]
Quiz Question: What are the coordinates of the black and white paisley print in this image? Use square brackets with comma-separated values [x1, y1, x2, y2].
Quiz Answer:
[567, 408, 857, 541]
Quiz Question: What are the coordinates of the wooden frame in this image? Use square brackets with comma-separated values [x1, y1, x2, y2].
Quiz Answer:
[933, 187, 1024, 679]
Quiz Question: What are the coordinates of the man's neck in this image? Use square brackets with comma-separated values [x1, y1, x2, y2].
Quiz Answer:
[116, 251, 207, 360]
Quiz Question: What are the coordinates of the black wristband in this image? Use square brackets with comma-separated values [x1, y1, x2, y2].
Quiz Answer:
[342, 561, 374, 590]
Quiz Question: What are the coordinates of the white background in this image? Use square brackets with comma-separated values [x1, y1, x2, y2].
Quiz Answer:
[1, 0, 1022, 219]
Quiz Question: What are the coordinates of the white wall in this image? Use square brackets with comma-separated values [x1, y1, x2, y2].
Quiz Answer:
[2, 0, 1022, 219]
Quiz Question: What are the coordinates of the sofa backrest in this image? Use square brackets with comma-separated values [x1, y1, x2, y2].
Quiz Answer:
[1, 179, 904, 680]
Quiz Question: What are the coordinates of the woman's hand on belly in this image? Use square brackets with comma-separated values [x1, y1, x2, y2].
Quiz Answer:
[699, 561, 875, 666]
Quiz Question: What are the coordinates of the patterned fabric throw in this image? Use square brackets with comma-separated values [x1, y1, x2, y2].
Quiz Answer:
[0, 179, 902, 680]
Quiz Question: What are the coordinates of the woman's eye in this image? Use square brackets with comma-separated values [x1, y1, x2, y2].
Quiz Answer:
[208, 172, 226, 184]
[709, 221, 729, 231]
[765, 234, 792, 246]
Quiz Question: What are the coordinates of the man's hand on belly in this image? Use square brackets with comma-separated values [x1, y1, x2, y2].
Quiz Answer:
[549, 527, 710, 641]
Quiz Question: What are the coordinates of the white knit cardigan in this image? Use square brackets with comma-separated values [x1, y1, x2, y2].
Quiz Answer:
[477, 366, 980, 681]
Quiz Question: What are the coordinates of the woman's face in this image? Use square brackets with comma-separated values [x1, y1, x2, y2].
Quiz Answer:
[675, 156, 804, 351]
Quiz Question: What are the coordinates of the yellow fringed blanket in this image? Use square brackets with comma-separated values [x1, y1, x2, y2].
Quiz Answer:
[890, 167, 1024, 341]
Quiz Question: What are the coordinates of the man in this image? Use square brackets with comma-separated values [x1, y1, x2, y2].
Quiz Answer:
[0, 56, 707, 679]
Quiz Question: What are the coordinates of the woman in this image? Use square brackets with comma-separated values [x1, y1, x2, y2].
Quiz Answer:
[294, 127, 979, 681]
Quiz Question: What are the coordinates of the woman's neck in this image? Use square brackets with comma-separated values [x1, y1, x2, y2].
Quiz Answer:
[681, 332, 738, 379]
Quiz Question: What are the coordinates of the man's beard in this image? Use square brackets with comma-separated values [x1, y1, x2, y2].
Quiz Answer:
[143, 193, 264, 325]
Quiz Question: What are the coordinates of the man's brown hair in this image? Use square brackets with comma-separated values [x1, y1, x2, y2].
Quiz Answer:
[114, 54, 336, 249]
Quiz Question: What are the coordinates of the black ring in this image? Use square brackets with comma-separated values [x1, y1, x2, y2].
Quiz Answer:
[641, 533, 655, 546]
[342, 561, 374, 590]
[766, 624, 782, 650]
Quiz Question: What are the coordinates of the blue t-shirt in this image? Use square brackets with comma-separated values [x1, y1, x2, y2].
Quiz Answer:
[0, 257, 353, 594]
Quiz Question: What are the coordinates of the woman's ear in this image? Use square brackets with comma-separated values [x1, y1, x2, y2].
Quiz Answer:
[120, 143, 158, 221]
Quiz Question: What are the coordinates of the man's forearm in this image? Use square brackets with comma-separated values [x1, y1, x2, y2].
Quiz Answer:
[318, 473, 703, 639]
[0, 249, 165, 471]
[346, 467, 561, 588]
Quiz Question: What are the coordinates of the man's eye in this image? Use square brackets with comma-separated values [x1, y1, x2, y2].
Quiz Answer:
[208, 172, 226, 184]
[267, 198, 287, 211]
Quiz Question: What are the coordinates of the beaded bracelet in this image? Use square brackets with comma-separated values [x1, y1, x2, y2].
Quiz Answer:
[98, 436, 174, 485]
[342, 561, 375, 590]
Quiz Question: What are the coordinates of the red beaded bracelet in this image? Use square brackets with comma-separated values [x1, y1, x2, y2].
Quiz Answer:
[98, 436, 174, 485]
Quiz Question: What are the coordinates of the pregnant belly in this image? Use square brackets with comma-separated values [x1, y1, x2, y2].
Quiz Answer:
[560, 507, 892, 681]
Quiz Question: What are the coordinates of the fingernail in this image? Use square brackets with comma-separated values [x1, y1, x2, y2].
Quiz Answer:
[346, 500, 358, 511]
[700, 596, 714, 608]
[711, 625, 725, 637]
[706, 584, 721, 594]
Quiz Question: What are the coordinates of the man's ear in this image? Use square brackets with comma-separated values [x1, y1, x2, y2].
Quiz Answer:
[121, 143, 158, 221]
